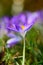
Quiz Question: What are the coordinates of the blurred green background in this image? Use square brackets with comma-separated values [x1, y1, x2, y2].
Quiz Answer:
[0, 0, 43, 16]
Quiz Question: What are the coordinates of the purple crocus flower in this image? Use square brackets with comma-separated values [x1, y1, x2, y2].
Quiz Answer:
[6, 11, 43, 48]
[7, 12, 40, 36]
[3, 17, 22, 48]
[7, 12, 41, 32]
[34, 10, 43, 34]
[0, 17, 8, 38]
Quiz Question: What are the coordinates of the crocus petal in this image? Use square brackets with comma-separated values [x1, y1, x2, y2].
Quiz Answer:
[6, 36, 22, 48]
[7, 31, 20, 38]
[39, 10, 43, 20]
[7, 33, 16, 38]
[27, 12, 39, 24]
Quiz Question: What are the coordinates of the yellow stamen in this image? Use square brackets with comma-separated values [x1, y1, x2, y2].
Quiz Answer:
[21, 25, 25, 30]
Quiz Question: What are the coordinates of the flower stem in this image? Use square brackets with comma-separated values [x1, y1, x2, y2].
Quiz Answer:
[22, 37, 25, 65]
